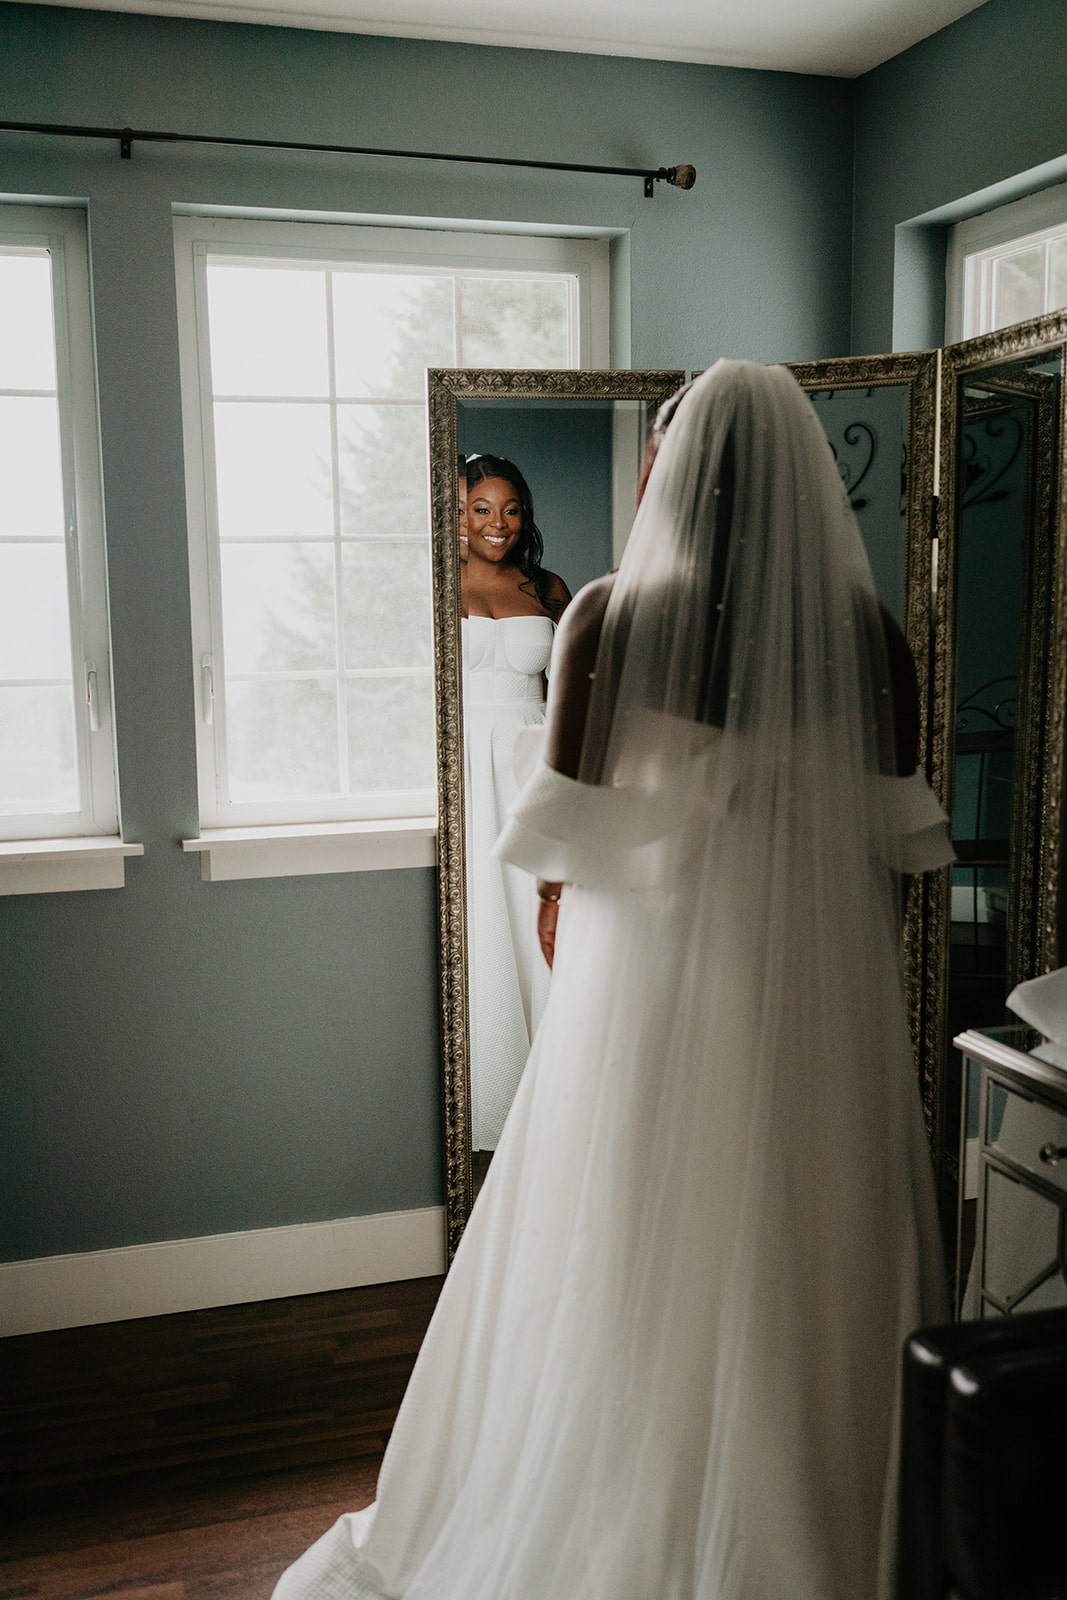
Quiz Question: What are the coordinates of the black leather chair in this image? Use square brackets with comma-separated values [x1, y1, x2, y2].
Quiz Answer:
[895, 1307, 1067, 1600]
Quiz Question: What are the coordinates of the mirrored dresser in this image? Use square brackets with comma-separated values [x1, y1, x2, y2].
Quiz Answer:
[954, 1025, 1067, 1319]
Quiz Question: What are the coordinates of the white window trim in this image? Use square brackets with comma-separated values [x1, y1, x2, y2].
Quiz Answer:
[0, 835, 143, 896]
[182, 815, 435, 881]
[0, 206, 134, 894]
[947, 178, 1067, 341]
[175, 215, 609, 880]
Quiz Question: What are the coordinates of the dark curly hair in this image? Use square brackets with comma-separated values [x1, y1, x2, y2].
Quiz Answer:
[463, 453, 564, 619]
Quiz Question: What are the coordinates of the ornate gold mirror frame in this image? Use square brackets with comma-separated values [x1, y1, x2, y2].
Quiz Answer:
[931, 312, 1067, 1228]
[428, 368, 687, 1256]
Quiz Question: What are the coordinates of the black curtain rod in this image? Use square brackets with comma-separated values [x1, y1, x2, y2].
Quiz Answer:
[0, 120, 696, 199]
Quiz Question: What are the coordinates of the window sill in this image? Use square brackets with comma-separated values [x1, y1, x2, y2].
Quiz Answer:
[0, 836, 144, 896]
[182, 817, 438, 882]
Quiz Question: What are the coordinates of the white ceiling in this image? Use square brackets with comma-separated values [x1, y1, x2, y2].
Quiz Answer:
[19, 0, 991, 77]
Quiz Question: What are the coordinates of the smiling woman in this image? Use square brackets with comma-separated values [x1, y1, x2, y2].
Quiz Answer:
[460, 454, 571, 1161]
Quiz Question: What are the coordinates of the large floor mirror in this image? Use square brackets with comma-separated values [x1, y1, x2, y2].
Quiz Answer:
[428, 369, 685, 1253]
[428, 327, 1067, 1257]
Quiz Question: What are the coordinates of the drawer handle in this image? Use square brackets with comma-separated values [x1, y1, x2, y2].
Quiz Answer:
[1039, 1143, 1067, 1166]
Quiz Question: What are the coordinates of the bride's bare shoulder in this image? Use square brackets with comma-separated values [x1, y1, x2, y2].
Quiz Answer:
[554, 572, 615, 652]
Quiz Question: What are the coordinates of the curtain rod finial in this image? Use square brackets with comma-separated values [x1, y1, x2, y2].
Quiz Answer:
[666, 164, 696, 190]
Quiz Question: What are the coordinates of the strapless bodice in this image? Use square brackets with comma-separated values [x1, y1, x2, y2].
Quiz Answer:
[462, 614, 554, 704]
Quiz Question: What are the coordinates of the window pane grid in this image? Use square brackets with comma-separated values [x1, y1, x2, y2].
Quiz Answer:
[190, 230, 587, 824]
[0, 240, 87, 825]
[965, 219, 1067, 337]
[208, 261, 442, 808]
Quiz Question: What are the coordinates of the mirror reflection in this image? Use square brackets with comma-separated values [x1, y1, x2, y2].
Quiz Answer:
[427, 371, 686, 1241]
[455, 396, 663, 1188]
[949, 352, 1061, 1038]
[946, 348, 1063, 1273]
[458, 450, 570, 1174]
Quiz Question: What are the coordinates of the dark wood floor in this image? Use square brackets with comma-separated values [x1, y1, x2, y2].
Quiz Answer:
[0, 1276, 443, 1599]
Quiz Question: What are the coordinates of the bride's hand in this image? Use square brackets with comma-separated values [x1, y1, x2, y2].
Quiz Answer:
[536, 883, 562, 968]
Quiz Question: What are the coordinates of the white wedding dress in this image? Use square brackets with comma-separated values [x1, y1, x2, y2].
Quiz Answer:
[274, 737, 951, 1600]
[274, 361, 954, 1600]
[462, 613, 554, 1150]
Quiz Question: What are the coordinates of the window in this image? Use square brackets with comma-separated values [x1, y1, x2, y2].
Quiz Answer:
[0, 206, 128, 888]
[947, 180, 1067, 340]
[175, 217, 607, 868]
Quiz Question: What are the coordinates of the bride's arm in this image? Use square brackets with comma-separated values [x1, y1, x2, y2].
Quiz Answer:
[535, 572, 615, 965]
[544, 572, 615, 777]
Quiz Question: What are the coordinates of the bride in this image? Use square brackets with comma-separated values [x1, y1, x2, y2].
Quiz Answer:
[274, 360, 951, 1600]
[459, 453, 570, 1156]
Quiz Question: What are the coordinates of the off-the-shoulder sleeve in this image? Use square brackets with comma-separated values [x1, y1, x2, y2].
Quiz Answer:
[493, 745, 722, 891]
[872, 771, 954, 873]
[500, 734, 953, 885]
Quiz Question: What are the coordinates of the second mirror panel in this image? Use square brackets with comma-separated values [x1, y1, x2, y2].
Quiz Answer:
[950, 351, 1061, 1032]
[936, 337, 1065, 1237]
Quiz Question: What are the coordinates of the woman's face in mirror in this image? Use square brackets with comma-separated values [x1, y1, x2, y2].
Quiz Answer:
[465, 477, 523, 564]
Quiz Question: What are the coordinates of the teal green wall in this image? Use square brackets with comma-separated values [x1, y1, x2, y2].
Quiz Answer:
[852, 0, 1067, 354]
[0, 5, 853, 1263]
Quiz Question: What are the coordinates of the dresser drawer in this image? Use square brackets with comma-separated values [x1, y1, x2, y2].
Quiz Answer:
[987, 1078, 1067, 1196]
[981, 1164, 1067, 1313]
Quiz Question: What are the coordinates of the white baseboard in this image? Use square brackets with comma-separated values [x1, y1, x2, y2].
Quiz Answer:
[0, 1207, 446, 1338]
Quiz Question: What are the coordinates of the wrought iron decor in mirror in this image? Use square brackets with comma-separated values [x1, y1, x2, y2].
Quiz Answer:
[427, 368, 685, 1255]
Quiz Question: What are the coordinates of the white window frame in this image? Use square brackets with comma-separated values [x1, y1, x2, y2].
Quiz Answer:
[175, 215, 609, 880]
[0, 206, 136, 895]
[947, 179, 1067, 341]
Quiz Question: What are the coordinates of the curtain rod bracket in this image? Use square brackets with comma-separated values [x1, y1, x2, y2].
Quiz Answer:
[120, 128, 132, 160]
